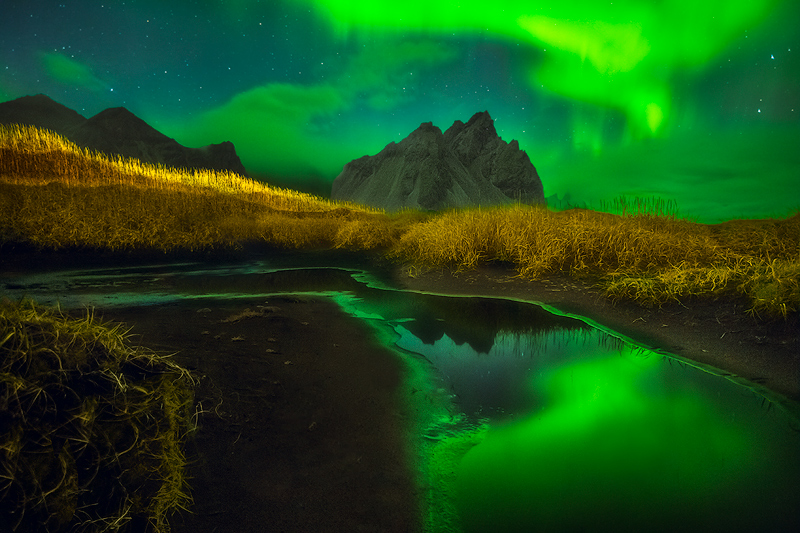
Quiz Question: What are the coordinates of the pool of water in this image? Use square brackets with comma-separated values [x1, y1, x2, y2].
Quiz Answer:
[419, 327, 800, 532]
[3, 258, 799, 532]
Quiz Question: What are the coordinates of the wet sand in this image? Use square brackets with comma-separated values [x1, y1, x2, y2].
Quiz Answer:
[99, 265, 799, 532]
[100, 296, 420, 533]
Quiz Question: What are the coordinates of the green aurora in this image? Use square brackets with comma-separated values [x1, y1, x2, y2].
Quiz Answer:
[2, 0, 798, 220]
[163, 0, 800, 221]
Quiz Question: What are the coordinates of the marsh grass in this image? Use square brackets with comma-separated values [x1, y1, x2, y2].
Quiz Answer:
[0, 298, 195, 532]
[2, 124, 798, 317]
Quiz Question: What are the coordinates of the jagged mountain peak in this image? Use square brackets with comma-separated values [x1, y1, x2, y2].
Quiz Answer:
[465, 109, 494, 128]
[331, 111, 544, 211]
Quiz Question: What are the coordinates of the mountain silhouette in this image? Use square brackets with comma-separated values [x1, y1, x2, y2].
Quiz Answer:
[0, 94, 247, 175]
[0, 94, 86, 135]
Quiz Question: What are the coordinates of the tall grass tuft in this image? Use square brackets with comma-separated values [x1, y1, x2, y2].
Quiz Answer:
[0, 299, 195, 532]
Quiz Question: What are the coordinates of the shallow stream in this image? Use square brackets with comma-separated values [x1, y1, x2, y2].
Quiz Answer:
[3, 256, 799, 532]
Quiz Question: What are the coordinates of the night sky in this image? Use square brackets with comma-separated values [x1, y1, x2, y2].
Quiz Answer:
[2, 0, 798, 221]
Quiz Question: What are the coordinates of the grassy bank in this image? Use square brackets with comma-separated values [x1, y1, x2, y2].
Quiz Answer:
[0, 124, 393, 251]
[0, 298, 195, 532]
[1, 124, 798, 317]
[392, 205, 799, 318]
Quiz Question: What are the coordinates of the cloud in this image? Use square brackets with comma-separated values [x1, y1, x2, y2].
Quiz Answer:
[340, 40, 456, 90]
[517, 16, 651, 75]
[339, 40, 457, 110]
[39, 52, 107, 91]
[224, 83, 345, 123]
[162, 83, 346, 175]
[156, 38, 457, 177]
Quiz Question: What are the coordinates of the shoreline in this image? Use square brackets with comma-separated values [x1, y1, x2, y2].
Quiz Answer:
[391, 265, 800, 408]
[3, 249, 798, 530]
[3, 245, 797, 404]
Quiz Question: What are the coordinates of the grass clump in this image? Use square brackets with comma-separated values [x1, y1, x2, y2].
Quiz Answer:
[0, 299, 195, 532]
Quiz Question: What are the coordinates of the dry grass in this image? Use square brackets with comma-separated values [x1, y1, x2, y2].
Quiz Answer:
[0, 124, 382, 252]
[391, 204, 799, 318]
[2, 123, 798, 317]
[0, 124, 353, 209]
[0, 298, 195, 532]
[391, 205, 713, 276]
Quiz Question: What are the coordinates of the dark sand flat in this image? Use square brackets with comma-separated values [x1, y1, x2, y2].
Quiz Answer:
[100, 296, 420, 533]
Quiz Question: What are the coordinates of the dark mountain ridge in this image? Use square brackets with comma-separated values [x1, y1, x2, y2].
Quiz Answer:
[0, 94, 247, 175]
[0, 93, 86, 135]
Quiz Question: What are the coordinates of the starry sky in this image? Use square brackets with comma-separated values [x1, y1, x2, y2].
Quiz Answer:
[1, 0, 798, 221]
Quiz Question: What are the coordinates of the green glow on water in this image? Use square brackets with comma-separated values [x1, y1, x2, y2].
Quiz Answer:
[7, 262, 797, 530]
[454, 346, 793, 532]
[424, 422, 489, 533]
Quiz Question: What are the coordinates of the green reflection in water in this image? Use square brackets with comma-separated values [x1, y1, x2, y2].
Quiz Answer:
[454, 344, 794, 532]
[333, 289, 798, 532]
[396, 327, 623, 421]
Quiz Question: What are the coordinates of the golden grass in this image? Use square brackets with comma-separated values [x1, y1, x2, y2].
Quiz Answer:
[391, 204, 799, 318]
[1, 123, 798, 317]
[0, 123, 358, 209]
[0, 298, 195, 532]
[0, 123, 382, 252]
[391, 205, 714, 276]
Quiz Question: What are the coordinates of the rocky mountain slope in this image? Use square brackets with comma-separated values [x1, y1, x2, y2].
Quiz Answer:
[331, 111, 544, 211]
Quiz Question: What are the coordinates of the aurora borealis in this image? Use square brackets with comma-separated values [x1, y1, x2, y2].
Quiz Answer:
[2, 0, 798, 221]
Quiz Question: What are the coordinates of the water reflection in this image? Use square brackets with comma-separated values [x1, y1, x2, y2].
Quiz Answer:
[1, 262, 370, 308]
[340, 289, 592, 354]
[389, 324, 800, 532]
[396, 327, 626, 422]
